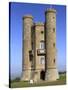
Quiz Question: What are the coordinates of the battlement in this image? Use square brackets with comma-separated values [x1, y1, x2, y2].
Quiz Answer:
[23, 15, 33, 19]
[35, 22, 44, 26]
[45, 9, 56, 14]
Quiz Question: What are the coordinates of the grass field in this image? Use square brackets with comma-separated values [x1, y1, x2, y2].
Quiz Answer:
[10, 74, 66, 88]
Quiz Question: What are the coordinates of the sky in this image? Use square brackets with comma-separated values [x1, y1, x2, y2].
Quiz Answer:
[9, 2, 66, 79]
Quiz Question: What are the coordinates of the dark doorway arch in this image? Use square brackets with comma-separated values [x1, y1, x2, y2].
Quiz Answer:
[40, 70, 45, 80]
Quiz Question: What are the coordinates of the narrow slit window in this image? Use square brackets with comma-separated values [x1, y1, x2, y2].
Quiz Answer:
[53, 43, 55, 47]
[54, 59, 55, 63]
[53, 28, 55, 32]
[41, 31, 44, 34]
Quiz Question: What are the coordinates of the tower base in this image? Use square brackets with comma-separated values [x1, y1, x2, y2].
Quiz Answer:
[21, 69, 31, 81]
[45, 68, 59, 81]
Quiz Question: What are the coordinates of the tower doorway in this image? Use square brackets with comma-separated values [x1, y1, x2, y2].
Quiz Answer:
[40, 70, 45, 80]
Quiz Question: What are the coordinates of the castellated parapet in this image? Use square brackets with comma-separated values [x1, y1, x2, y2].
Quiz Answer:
[21, 9, 59, 82]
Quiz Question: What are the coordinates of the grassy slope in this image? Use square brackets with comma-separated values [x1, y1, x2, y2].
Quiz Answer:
[10, 74, 66, 88]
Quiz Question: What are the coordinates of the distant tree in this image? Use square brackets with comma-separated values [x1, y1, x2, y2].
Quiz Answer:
[59, 71, 66, 74]
[14, 77, 20, 82]
[11, 77, 20, 82]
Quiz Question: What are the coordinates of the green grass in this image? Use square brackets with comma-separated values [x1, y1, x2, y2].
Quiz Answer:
[10, 74, 66, 88]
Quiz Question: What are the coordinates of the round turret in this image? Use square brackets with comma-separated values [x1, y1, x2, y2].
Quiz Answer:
[45, 9, 59, 81]
[21, 15, 33, 81]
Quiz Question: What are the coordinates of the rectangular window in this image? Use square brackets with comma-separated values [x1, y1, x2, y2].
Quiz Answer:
[40, 41, 45, 49]
[40, 56, 45, 64]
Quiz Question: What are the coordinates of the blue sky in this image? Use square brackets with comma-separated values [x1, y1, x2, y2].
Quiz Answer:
[10, 2, 66, 79]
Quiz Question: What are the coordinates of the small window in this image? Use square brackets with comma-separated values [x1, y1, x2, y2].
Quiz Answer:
[41, 31, 44, 34]
[53, 16, 55, 19]
[53, 43, 55, 47]
[40, 41, 45, 49]
[54, 59, 55, 63]
[53, 28, 55, 32]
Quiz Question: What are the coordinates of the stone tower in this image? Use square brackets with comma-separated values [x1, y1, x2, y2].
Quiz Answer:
[21, 15, 33, 81]
[21, 8, 59, 82]
[45, 9, 59, 81]
[33, 23, 45, 82]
